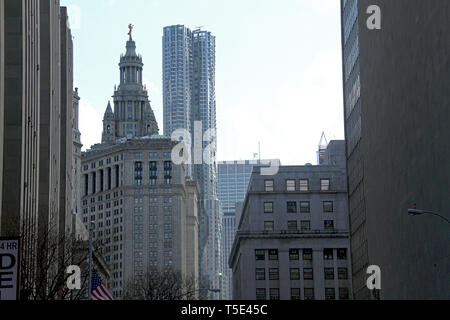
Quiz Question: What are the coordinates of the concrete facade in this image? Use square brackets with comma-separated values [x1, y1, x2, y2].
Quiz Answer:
[340, 0, 368, 299]
[0, 0, 78, 298]
[0, 0, 4, 232]
[341, 0, 450, 299]
[218, 160, 277, 300]
[229, 142, 352, 300]
[59, 7, 74, 238]
[72, 88, 82, 224]
[81, 139, 199, 299]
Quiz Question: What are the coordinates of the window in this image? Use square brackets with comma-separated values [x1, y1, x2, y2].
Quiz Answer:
[291, 288, 301, 300]
[324, 220, 334, 231]
[323, 201, 334, 213]
[287, 221, 297, 231]
[299, 179, 309, 191]
[290, 268, 300, 280]
[286, 180, 296, 191]
[264, 221, 274, 232]
[269, 288, 280, 300]
[321, 179, 330, 191]
[287, 202, 297, 213]
[264, 202, 273, 213]
[339, 288, 349, 300]
[325, 268, 335, 280]
[325, 288, 336, 300]
[338, 268, 348, 280]
[300, 201, 310, 213]
[304, 288, 315, 300]
[268, 249, 278, 260]
[289, 249, 299, 260]
[135, 162, 143, 186]
[264, 180, 274, 192]
[255, 250, 265, 261]
[255, 268, 265, 280]
[256, 288, 266, 300]
[303, 249, 313, 261]
[324, 249, 334, 260]
[303, 268, 313, 280]
[301, 220, 311, 231]
[337, 248, 347, 260]
[269, 268, 279, 280]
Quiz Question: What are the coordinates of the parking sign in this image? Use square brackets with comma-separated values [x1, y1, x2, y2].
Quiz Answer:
[0, 238, 21, 300]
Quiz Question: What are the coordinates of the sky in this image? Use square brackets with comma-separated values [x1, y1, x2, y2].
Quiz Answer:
[62, 0, 344, 165]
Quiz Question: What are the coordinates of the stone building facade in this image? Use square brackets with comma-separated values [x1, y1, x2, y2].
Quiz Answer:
[229, 142, 352, 300]
[81, 34, 199, 299]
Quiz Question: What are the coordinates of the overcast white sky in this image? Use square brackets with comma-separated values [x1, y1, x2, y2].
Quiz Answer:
[62, 0, 344, 165]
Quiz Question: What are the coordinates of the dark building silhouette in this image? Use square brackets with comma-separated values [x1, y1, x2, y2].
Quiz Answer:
[341, 0, 450, 299]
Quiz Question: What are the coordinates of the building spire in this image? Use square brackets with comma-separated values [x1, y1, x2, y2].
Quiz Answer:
[105, 101, 113, 116]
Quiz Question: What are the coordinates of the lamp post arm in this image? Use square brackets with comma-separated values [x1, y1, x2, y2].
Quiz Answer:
[425, 212, 450, 225]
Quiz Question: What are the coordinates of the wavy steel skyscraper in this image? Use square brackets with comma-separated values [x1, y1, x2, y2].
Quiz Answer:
[163, 25, 222, 299]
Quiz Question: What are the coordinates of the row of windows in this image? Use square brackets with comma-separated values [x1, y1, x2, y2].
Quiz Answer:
[255, 267, 348, 281]
[263, 220, 336, 232]
[83, 192, 121, 205]
[264, 179, 331, 192]
[264, 201, 334, 214]
[256, 287, 349, 300]
[83, 155, 121, 171]
[255, 249, 347, 261]
[135, 161, 172, 186]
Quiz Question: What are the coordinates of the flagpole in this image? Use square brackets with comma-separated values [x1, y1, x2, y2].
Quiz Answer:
[88, 222, 94, 300]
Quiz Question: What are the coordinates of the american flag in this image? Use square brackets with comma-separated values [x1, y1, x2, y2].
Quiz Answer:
[91, 268, 113, 300]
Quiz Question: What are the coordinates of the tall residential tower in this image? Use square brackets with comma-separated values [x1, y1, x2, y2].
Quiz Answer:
[163, 25, 222, 299]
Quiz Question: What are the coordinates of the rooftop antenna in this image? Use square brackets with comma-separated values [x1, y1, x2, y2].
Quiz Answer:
[317, 132, 328, 165]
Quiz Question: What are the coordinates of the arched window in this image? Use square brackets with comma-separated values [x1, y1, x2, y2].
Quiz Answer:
[107, 125, 111, 134]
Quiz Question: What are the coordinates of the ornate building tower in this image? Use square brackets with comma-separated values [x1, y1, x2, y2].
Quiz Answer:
[101, 29, 158, 143]
[102, 101, 115, 143]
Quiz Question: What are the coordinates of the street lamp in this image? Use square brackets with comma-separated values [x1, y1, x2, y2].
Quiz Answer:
[408, 204, 450, 225]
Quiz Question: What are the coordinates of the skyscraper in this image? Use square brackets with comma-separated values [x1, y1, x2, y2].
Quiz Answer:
[341, 0, 450, 299]
[81, 32, 199, 299]
[0, 0, 77, 298]
[340, 0, 366, 300]
[163, 25, 222, 299]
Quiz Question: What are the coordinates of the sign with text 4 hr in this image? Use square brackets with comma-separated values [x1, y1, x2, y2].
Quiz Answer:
[0, 238, 21, 300]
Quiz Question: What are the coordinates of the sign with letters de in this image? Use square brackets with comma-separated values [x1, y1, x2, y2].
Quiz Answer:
[0, 238, 21, 300]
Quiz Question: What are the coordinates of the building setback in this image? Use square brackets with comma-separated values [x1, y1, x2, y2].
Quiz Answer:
[229, 142, 352, 300]
[163, 25, 222, 299]
[341, 0, 450, 299]
[81, 34, 199, 299]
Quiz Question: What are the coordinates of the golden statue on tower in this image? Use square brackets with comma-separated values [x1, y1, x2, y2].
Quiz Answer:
[128, 24, 134, 39]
